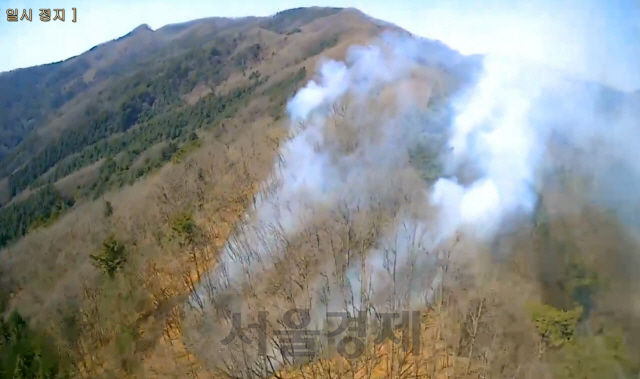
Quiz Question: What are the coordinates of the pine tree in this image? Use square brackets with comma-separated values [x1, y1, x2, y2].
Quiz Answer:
[89, 234, 127, 278]
[103, 200, 113, 218]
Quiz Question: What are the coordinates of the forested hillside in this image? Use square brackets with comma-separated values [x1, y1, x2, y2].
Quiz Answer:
[0, 7, 392, 378]
[1, 6, 639, 379]
[0, 7, 381, 247]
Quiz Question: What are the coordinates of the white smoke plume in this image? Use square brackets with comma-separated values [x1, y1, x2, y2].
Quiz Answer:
[192, 33, 461, 306]
[186, 24, 640, 372]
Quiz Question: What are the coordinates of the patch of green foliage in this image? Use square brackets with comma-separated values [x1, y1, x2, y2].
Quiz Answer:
[171, 134, 202, 164]
[103, 200, 113, 218]
[527, 302, 639, 378]
[169, 212, 201, 247]
[554, 331, 640, 379]
[0, 309, 70, 378]
[74, 78, 265, 199]
[90, 234, 127, 279]
[263, 67, 307, 119]
[523, 238, 640, 378]
[408, 148, 444, 183]
[0, 184, 74, 248]
[527, 302, 583, 348]
[567, 256, 606, 316]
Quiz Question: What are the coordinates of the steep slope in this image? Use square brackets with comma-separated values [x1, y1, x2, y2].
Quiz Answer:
[178, 31, 640, 379]
[0, 7, 386, 247]
[1, 6, 639, 379]
[0, 7, 402, 379]
[0, 7, 355, 179]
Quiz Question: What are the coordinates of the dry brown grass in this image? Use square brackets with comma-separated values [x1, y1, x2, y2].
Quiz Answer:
[6, 184, 35, 205]
[34, 77, 115, 141]
[173, 46, 542, 379]
[183, 84, 214, 105]
[0, 66, 296, 375]
[128, 142, 169, 171]
[11, 8, 378, 198]
[54, 159, 104, 198]
[256, 180, 640, 379]
[3, 8, 639, 379]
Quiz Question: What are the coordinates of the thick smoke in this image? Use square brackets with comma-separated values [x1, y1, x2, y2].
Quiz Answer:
[432, 56, 555, 239]
[191, 33, 466, 307]
[186, 29, 640, 372]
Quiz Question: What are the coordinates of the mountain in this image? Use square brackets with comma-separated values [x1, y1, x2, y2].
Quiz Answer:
[0, 6, 638, 379]
[0, 7, 394, 246]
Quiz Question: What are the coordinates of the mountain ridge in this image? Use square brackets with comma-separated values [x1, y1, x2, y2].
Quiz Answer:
[0, 6, 638, 379]
[0, 6, 408, 244]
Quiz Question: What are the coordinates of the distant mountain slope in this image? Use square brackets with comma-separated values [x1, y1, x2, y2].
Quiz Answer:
[1, 5, 633, 246]
[0, 7, 361, 183]
[1, 7, 639, 379]
[0, 7, 402, 245]
[0, 10, 484, 378]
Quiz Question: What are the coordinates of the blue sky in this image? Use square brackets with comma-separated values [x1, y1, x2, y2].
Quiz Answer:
[1, 0, 640, 91]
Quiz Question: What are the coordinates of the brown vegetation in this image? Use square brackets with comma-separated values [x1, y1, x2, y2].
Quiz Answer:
[0, 7, 639, 379]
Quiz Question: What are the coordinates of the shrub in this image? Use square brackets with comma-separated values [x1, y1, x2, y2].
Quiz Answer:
[527, 302, 583, 348]
[90, 234, 127, 278]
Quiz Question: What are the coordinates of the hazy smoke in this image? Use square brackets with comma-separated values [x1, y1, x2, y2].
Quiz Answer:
[187, 27, 640, 372]
[192, 33, 464, 306]
[432, 56, 552, 239]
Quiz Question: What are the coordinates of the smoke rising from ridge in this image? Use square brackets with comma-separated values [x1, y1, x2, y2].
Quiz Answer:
[186, 23, 640, 372]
